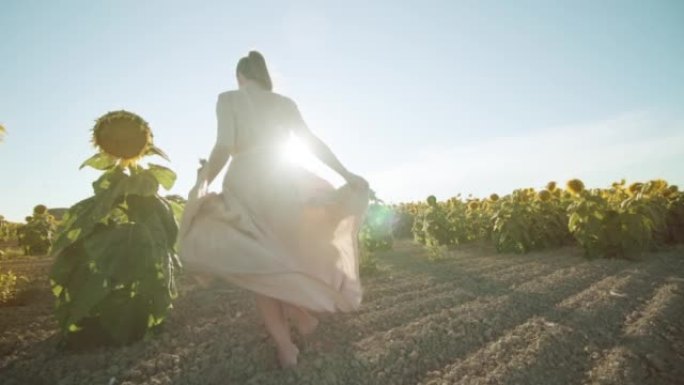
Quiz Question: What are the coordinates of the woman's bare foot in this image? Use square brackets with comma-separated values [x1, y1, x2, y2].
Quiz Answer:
[254, 295, 299, 368]
[277, 342, 299, 368]
[296, 312, 319, 336]
[285, 305, 319, 336]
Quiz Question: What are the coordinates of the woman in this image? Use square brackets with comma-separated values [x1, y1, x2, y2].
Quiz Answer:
[178, 51, 370, 368]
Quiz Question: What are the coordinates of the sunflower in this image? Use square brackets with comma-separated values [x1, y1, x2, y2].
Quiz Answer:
[92, 111, 153, 167]
[33, 204, 48, 215]
[538, 190, 552, 201]
[426, 195, 437, 206]
[546, 181, 557, 192]
[627, 182, 643, 196]
[646, 179, 668, 194]
[566, 179, 585, 195]
[468, 200, 480, 210]
[489, 193, 500, 202]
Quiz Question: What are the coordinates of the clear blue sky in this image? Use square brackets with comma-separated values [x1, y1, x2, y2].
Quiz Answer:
[1, 0, 683, 221]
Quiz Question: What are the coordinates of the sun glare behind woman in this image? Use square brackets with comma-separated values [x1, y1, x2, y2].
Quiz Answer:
[281, 132, 343, 187]
[283, 132, 318, 168]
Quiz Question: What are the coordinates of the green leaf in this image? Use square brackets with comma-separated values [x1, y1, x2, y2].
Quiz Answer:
[125, 172, 159, 197]
[51, 281, 63, 297]
[52, 171, 130, 257]
[65, 272, 110, 327]
[80, 152, 117, 170]
[166, 199, 185, 223]
[146, 146, 170, 162]
[49, 242, 86, 285]
[98, 290, 150, 344]
[92, 168, 127, 195]
[84, 222, 159, 283]
[127, 196, 178, 249]
[51, 198, 98, 257]
[147, 164, 177, 190]
[138, 277, 173, 319]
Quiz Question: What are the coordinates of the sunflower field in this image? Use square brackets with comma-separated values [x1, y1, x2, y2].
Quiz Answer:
[17, 205, 58, 255]
[0, 216, 21, 244]
[393, 178, 684, 259]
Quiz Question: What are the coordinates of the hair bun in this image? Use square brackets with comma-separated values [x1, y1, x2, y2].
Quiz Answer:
[236, 50, 273, 91]
[248, 50, 266, 64]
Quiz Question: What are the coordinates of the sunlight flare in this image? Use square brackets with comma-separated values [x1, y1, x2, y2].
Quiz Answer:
[279, 132, 348, 188]
[283, 133, 317, 168]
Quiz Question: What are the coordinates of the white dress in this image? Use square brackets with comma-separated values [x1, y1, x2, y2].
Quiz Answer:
[178, 84, 370, 312]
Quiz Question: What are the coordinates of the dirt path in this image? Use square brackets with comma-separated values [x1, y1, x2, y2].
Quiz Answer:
[1, 240, 683, 385]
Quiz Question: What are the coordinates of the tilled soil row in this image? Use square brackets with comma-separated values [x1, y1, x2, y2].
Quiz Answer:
[0, 240, 683, 385]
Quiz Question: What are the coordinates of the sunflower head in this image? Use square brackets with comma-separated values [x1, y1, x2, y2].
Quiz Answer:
[426, 195, 437, 206]
[538, 190, 552, 201]
[468, 200, 480, 211]
[628, 182, 643, 196]
[92, 110, 153, 166]
[489, 193, 500, 202]
[546, 181, 557, 192]
[33, 204, 47, 215]
[566, 179, 585, 195]
[650, 179, 668, 191]
[517, 189, 532, 202]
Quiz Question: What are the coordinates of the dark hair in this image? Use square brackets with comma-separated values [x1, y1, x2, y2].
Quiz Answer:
[236, 51, 273, 91]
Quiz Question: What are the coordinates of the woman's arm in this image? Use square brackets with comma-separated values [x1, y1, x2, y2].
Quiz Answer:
[286, 99, 353, 180]
[205, 93, 235, 185]
[302, 130, 352, 180]
[205, 144, 230, 185]
[303, 130, 369, 191]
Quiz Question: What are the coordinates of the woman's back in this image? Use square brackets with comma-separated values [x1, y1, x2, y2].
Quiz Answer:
[218, 84, 298, 154]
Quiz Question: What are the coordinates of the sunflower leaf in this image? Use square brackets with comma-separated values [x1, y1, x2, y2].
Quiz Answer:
[165, 199, 184, 223]
[146, 146, 170, 162]
[98, 290, 149, 344]
[147, 164, 177, 190]
[125, 172, 159, 197]
[80, 152, 117, 170]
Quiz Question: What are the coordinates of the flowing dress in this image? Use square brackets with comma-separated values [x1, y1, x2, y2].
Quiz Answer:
[178, 85, 370, 312]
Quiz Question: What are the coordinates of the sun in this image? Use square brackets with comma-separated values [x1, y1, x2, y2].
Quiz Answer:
[283, 133, 318, 168]
[280, 133, 340, 183]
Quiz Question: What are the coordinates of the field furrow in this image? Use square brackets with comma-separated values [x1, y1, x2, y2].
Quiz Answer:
[1, 240, 682, 385]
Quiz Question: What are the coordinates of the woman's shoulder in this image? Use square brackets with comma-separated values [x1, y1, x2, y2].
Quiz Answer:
[217, 89, 241, 102]
[217, 89, 297, 112]
[216, 90, 249, 111]
[218, 88, 289, 100]
[269, 91, 298, 109]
